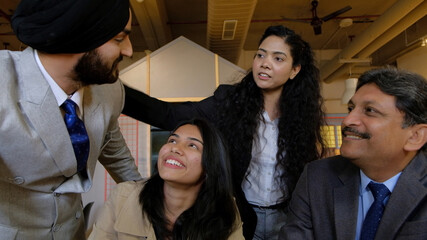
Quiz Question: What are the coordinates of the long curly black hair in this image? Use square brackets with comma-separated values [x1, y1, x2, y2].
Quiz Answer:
[216, 25, 326, 205]
[140, 119, 238, 240]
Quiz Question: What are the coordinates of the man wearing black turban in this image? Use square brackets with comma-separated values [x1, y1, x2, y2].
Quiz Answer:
[0, 1, 142, 239]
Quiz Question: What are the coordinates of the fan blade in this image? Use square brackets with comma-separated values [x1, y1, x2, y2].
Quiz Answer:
[311, 16, 322, 35]
[353, 19, 374, 23]
[321, 5, 352, 22]
[280, 16, 311, 23]
[0, 9, 11, 21]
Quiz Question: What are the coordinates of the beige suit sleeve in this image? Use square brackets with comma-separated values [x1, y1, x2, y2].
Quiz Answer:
[228, 199, 245, 240]
[88, 182, 131, 240]
[97, 80, 142, 183]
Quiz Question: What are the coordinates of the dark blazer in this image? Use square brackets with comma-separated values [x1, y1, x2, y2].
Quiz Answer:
[279, 152, 427, 240]
[123, 85, 257, 239]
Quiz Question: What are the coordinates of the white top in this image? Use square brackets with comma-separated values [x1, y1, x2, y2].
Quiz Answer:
[34, 50, 84, 117]
[241, 111, 285, 206]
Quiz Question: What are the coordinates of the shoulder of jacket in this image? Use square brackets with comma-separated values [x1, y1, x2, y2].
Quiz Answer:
[214, 84, 235, 100]
[114, 179, 147, 197]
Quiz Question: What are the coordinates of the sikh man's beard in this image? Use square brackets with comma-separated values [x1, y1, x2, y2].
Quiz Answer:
[72, 49, 123, 86]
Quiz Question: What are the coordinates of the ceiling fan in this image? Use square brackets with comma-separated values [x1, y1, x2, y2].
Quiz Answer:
[310, 0, 352, 35]
[282, 0, 352, 35]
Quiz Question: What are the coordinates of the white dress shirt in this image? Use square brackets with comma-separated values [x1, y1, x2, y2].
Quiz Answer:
[241, 111, 286, 207]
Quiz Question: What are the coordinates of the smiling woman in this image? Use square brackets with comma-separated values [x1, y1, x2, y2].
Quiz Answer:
[158, 124, 204, 187]
[89, 118, 244, 240]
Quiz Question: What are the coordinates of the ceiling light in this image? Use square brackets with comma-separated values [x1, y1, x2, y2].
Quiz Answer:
[339, 18, 353, 28]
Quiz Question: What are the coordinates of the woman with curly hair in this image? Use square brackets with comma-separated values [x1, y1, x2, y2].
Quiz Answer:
[89, 119, 244, 239]
[123, 25, 326, 239]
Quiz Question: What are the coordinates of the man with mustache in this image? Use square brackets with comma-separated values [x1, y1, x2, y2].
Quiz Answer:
[0, 0, 142, 239]
[279, 67, 427, 240]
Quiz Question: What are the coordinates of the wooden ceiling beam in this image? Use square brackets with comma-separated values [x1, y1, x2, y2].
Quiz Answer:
[130, 0, 172, 51]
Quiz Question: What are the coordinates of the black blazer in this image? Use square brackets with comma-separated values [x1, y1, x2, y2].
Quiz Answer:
[123, 84, 257, 239]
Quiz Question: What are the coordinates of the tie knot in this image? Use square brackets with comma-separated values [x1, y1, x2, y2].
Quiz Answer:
[368, 182, 390, 202]
[62, 99, 77, 115]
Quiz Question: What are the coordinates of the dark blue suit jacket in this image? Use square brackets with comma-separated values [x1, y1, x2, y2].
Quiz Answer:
[280, 152, 427, 240]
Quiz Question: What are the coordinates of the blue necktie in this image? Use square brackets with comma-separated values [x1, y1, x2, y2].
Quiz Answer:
[62, 99, 90, 173]
[360, 182, 390, 240]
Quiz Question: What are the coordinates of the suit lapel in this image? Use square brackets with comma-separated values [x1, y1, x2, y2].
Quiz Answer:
[81, 86, 102, 179]
[375, 153, 427, 239]
[334, 160, 360, 240]
[18, 48, 76, 177]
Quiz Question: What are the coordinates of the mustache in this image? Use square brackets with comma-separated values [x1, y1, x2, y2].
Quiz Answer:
[108, 55, 123, 77]
[342, 126, 371, 139]
[112, 55, 123, 70]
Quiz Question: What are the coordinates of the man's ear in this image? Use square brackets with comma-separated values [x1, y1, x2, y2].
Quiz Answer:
[404, 124, 427, 151]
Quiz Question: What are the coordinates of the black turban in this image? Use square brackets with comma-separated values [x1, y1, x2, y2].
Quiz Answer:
[11, 0, 130, 54]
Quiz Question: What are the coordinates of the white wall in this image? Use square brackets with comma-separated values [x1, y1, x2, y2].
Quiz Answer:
[120, 36, 246, 101]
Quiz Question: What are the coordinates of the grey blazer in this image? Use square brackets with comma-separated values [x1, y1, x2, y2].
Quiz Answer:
[0, 48, 142, 240]
[279, 152, 427, 240]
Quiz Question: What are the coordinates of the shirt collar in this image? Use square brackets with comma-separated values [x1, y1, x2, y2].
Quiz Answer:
[359, 169, 402, 195]
[262, 111, 279, 124]
[34, 49, 85, 116]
